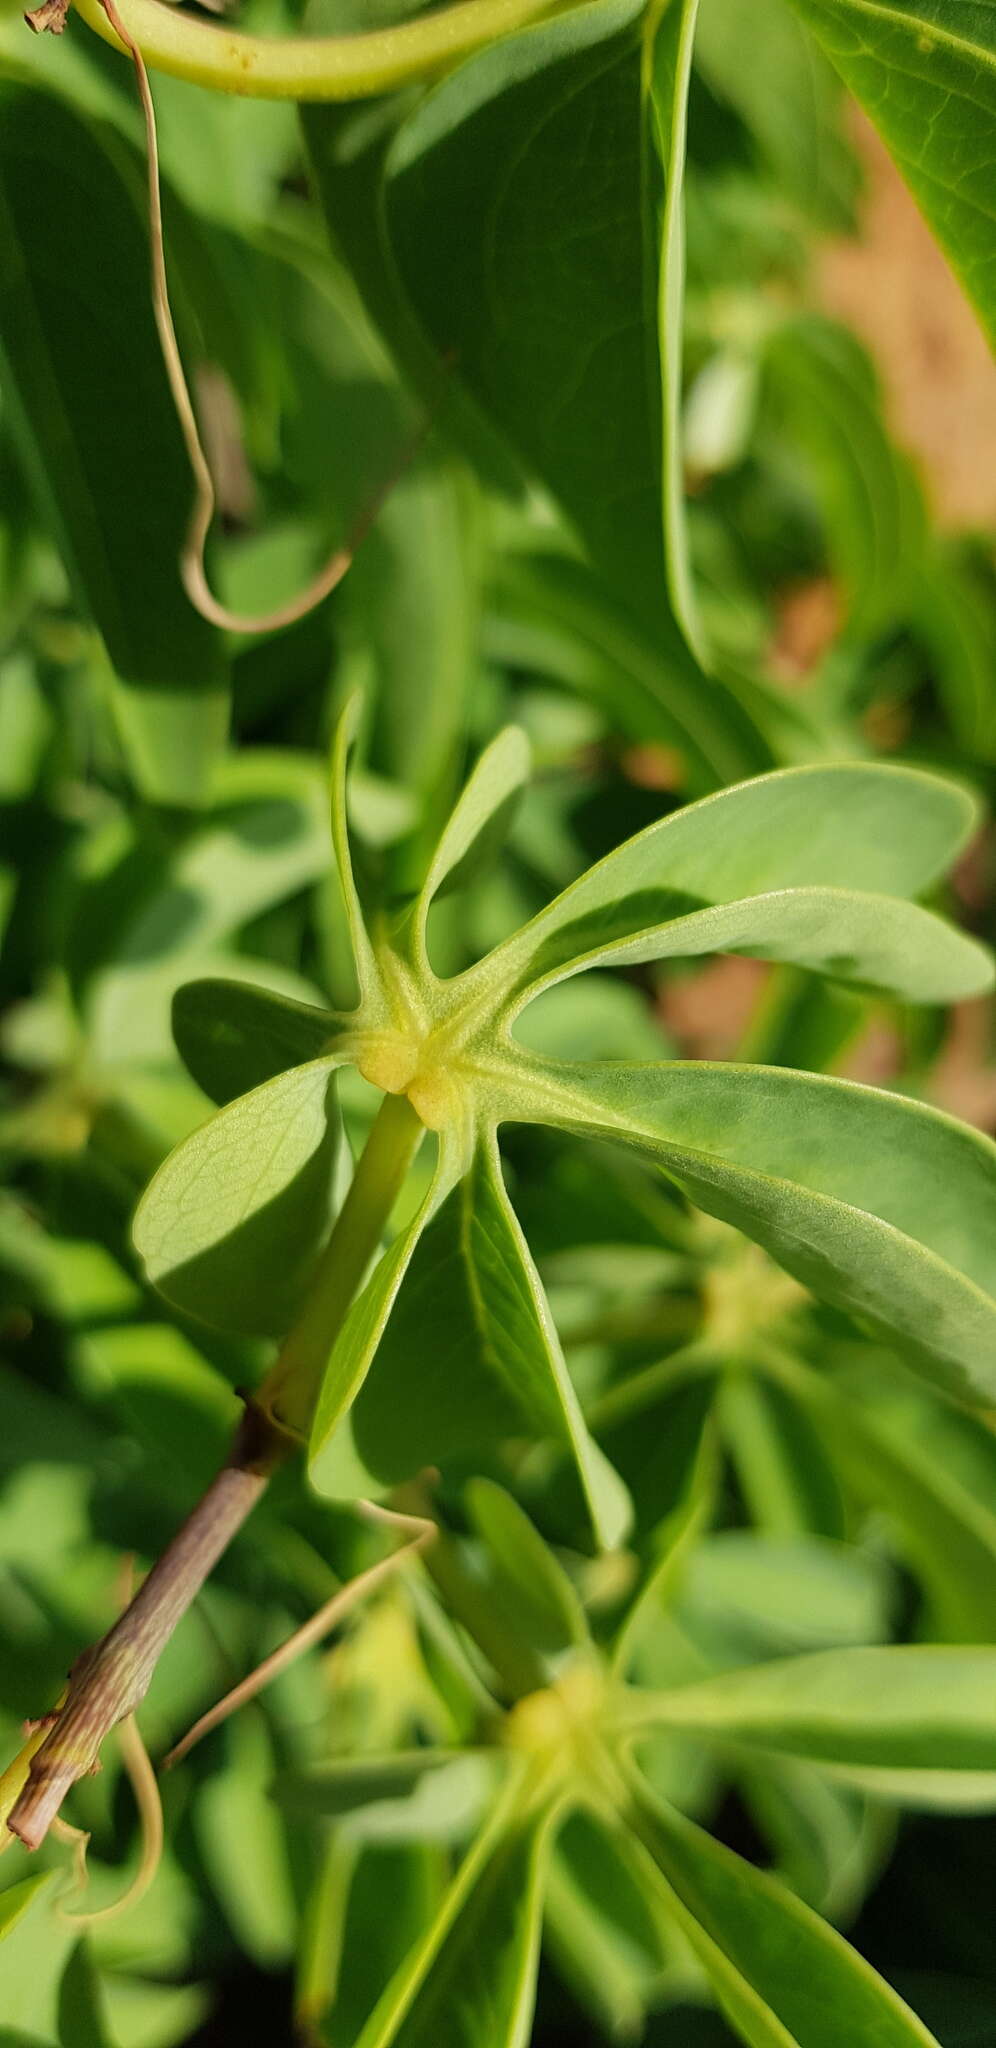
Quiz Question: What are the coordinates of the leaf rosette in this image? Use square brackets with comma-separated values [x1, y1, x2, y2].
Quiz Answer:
[134, 700, 996, 1546]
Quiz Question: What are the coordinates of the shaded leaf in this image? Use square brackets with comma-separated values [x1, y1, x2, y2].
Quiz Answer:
[133, 1057, 342, 1335]
[0, 87, 228, 806]
[172, 977, 340, 1106]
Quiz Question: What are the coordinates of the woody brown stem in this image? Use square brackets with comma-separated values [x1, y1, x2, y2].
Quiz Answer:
[7, 1095, 424, 1851]
[8, 1401, 286, 1851]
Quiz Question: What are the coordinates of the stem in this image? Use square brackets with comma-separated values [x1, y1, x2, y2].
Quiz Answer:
[74, 0, 573, 100]
[8, 1091, 423, 1849]
[258, 1090, 423, 1436]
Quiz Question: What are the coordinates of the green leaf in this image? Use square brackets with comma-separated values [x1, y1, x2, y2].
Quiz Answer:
[625, 1776, 940, 2046]
[58, 1942, 115, 2048]
[309, 1149, 460, 1492]
[0, 87, 228, 807]
[694, 0, 860, 231]
[196, 1715, 296, 1969]
[488, 551, 773, 792]
[465, 1479, 589, 1664]
[763, 317, 927, 640]
[382, 0, 704, 658]
[500, 1060, 996, 1401]
[520, 887, 989, 1008]
[133, 1057, 342, 1335]
[623, 1646, 996, 1808]
[355, 1779, 558, 2048]
[783, 0, 996, 345]
[318, 1131, 630, 1548]
[413, 727, 531, 957]
[277, 1751, 500, 1844]
[462, 760, 981, 1001]
[0, 1873, 54, 1943]
[778, 1358, 996, 1639]
[85, 749, 335, 1069]
[172, 977, 341, 1105]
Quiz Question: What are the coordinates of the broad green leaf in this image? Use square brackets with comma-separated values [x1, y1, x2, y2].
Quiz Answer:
[622, 1646, 996, 1808]
[355, 1778, 557, 2048]
[0, 87, 228, 806]
[784, 0, 996, 344]
[624, 1775, 940, 2045]
[382, 0, 704, 659]
[694, 0, 860, 231]
[133, 1056, 342, 1336]
[318, 1131, 630, 1547]
[459, 761, 980, 1002]
[172, 978, 341, 1106]
[499, 1060, 996, 1400]
[465, 1479, 589, 1664]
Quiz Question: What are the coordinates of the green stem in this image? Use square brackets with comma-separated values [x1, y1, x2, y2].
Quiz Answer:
[75, 0, 573, 100]
[259, 1089, 423, 1437]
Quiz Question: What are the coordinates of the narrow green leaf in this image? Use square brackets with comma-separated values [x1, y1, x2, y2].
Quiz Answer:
[625, 1775, 940, 2046]
[0, 86, 228, 806]
[499, 1060, 996, 1400]
[133, 1057, 342, 1335]
[778, 1358, 996, 1639]
[764, 317, 927, 638]
[355, 1778, 558, 2048]
[319, 1131, 630, 1547]
[413, 727, 531, 959]
[783, 0, 996, 344]
[172, 977, 341, 1105]
[465, 1479, 590, 1664]
[518, 886, 989, 1008]
[460, 761, 980, 1001]
[622, 1646, 996, 1808]
[309, 1148, 460, 1494]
